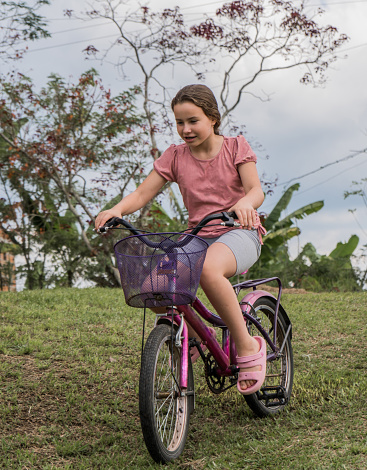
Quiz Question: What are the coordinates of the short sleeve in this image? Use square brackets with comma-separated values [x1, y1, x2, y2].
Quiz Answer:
[153, 144, 178, 183]
[233, 135, 257, 167]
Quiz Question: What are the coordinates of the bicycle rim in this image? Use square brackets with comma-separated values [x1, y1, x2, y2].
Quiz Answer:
[139, 324, 191, 463]
[244, 297, 293, 417]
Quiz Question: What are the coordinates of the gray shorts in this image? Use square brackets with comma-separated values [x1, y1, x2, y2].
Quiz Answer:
[203, 229, 261, 275]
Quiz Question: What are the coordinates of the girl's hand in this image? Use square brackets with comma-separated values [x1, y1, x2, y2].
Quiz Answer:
[95, 209, 123, 231]
[229, 198, 257, 229]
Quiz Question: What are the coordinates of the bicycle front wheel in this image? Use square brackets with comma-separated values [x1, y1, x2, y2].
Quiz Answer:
[242, 296, 294, 417]
[139, 323, 193, 464]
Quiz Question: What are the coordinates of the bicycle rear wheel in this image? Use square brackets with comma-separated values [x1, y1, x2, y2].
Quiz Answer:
[242, 296, 293, 417]
[139, 323, 194, 463]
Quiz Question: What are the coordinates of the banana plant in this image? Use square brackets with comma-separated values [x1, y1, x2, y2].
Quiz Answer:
[329, 234, 359, 259]
[290, 234, 361, 291]
[260, 183, 324, 264]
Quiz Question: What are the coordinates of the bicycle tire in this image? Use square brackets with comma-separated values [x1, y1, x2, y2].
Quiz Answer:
[242, 296, 294, 417]
[139, 323, 194, 463]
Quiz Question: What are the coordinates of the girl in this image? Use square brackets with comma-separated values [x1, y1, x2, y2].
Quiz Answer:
[95, 84, 266, 395]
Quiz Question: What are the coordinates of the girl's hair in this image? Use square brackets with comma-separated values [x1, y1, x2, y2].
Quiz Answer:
[171, 84, 221, 135]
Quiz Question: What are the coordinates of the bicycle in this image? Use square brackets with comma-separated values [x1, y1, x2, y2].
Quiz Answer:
[98, 211, 293, 464]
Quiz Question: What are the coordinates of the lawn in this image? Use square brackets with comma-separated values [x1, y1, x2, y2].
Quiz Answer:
[0, 288, 366, 469]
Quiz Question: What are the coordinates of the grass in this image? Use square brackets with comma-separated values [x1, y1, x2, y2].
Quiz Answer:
[0, 288, 366, 469]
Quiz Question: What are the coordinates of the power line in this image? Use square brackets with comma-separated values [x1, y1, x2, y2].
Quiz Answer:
[349, 210, 367, 239]
[180, 0, 367, 8]
[47, 21, 111, 35]
[25, 1, 367, 56]
[278, 148, 367, 186]
[24, 17, 367, 55]
[294, 158, 367, 196]
[25, 34, 120, 53]
[312, 0, 367, 5]
[261, 158, 367, 216]
[44, 0, 367, 35]
[180, 0, 223, 9]
[336, 41, 367, 53]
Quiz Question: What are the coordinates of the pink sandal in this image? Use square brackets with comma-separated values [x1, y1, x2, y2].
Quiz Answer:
[236, 336, 267, 395]
[190, 327, 216, 363]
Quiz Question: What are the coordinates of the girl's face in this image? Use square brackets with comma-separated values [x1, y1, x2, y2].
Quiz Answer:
[173, 101, 216, 148]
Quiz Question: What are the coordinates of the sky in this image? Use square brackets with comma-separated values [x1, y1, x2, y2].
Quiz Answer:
[7, 0, 367, 269]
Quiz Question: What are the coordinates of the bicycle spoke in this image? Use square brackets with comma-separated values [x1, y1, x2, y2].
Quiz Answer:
[158, 395, 175, 444]
[153, 340, 182, 448]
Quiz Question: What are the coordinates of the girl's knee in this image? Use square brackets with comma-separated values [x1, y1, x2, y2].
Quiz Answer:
[202, 245, 237, 280]
[200, 262, 226, 285]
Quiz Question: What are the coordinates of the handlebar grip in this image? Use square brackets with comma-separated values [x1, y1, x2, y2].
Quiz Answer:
[97, 216, 142, 235]
[227, 211, 237, 219]
[97, 217, 122, 233]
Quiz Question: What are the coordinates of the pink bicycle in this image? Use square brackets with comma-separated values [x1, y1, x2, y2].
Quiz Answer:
[99, 212, 293, 464]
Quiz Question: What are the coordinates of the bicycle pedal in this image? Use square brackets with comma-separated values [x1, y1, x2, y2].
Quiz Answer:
[257, 385, 289, 406]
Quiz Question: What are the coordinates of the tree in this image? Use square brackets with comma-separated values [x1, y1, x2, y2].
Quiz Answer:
[0, 70, 149, 288]
[191, 0, 348, 125]
[0, 228, 17, 291]
[79, 0, 348, 135]
[0, 1, 50, 61]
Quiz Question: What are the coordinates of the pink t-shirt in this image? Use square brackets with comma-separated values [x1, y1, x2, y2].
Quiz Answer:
[153, 135, 257, 237]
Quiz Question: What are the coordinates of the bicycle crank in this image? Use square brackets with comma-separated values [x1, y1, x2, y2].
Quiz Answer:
[204, 353, 236, 394]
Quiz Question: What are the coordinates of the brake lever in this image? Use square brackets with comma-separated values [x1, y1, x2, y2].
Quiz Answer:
[221, 211, 261, 230]
[220, 211, 241, 227]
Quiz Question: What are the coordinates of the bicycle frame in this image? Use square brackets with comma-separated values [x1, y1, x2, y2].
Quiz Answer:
[156, 276, 292, 394]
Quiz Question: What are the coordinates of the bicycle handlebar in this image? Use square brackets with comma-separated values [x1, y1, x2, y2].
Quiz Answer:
[97, 212, 240, 250]
[189, 211, 238, 235]
[97, 211, 239, 235]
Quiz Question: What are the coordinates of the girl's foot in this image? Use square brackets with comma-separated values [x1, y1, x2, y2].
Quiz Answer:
[237, 336, 266, 395]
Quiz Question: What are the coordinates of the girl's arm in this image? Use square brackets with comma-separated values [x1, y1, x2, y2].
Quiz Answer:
[229, 162, 264, 229]
[95, 170, 167, 229]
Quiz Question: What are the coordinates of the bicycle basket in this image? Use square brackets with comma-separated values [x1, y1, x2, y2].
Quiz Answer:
[114, 233, 208, 308]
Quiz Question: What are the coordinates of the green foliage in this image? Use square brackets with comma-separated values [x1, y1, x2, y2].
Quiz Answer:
[329, 234, 359, 259]
[344, 178, 367, 289]
[344, 177, 367, 204]
[291, 237, 360, 292]
[259, 184, 324, 265]
[272, 201, 325, 232]
[0, 240, 19, 255]
[142, 200, 188, 233]
[251, 237, 361, 292]
[0, 1, 51, 60]
[248, 184, 361, 291]
[263, 183, 301, 230]
[0, 70, 149, 289]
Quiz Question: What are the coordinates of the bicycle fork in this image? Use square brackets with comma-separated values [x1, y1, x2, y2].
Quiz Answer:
[155, 310, 189, 390]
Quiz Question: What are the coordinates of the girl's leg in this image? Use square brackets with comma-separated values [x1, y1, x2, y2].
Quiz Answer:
[200, 242, 261, 391]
